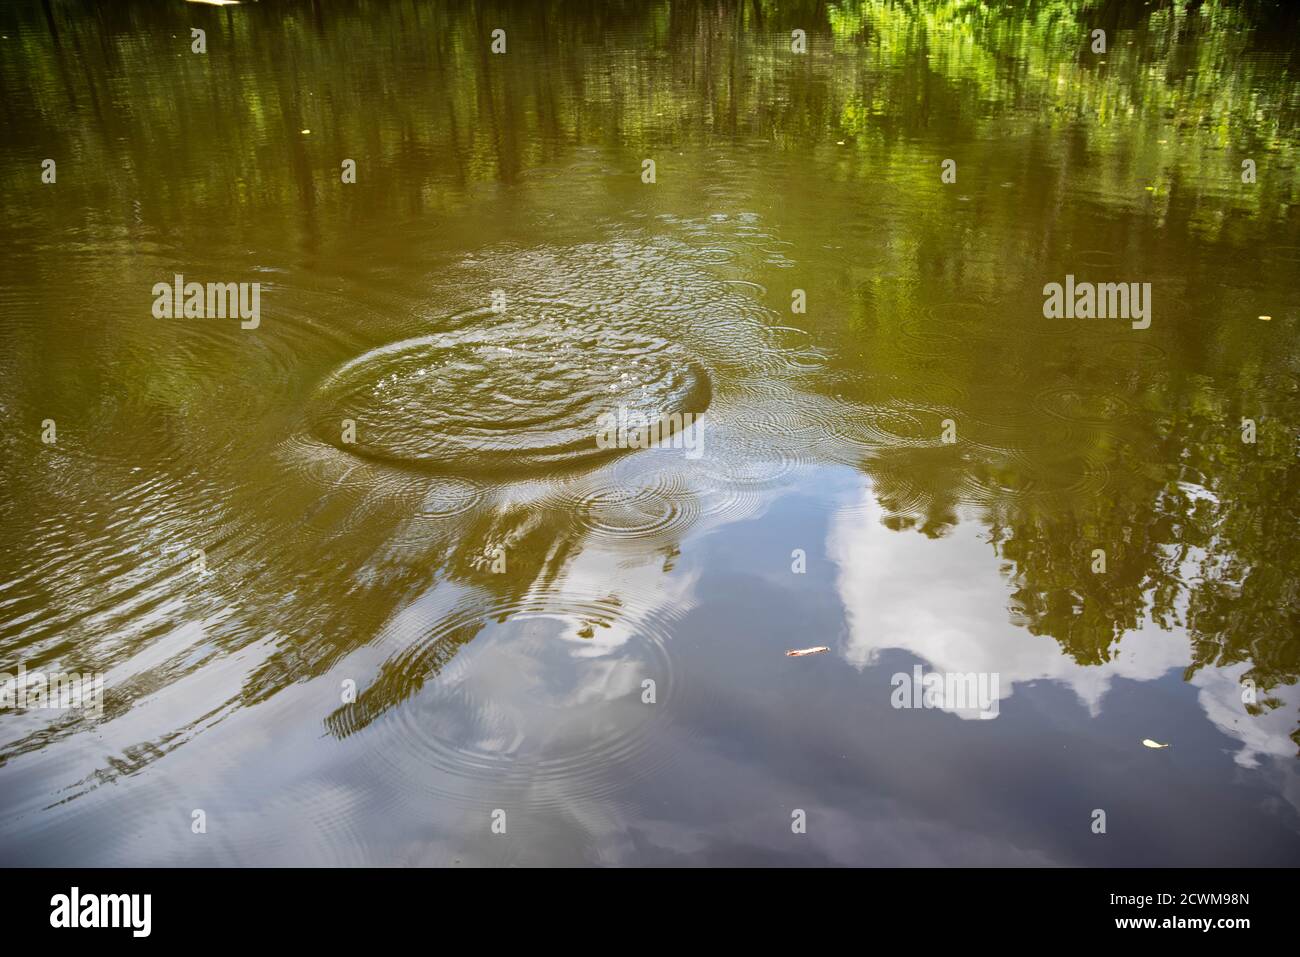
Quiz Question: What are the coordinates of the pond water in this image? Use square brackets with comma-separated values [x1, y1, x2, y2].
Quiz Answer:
[0, 0, 1297, 865]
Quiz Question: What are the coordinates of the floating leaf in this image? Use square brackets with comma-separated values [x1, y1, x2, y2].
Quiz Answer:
[1142, 738, 1170, 749]
[786, 646, 829, 657]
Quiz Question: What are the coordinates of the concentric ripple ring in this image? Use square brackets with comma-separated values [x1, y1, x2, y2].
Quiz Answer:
[306, 309, 713, 476]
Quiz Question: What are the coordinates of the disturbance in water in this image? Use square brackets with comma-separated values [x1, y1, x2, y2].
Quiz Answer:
[307, 304, 712, 476]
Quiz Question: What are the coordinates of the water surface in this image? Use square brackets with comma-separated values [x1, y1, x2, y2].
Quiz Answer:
[1, 0, 1298, 866]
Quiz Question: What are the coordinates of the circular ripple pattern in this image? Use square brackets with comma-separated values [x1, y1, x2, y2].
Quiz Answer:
[414, 477, 487, 519]
[307, 306, 712, 476]
[1034, 384, 1133, 425]
[350, 596, 684, 810]
[566, 468, 702, 546]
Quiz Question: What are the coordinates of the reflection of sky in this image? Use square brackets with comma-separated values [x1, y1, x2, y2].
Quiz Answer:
[3, 465, 1297, 865]
[828, 469, 1299, 770]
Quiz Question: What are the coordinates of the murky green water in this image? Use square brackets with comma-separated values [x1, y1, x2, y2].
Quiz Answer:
[1, 0, 1298, 866]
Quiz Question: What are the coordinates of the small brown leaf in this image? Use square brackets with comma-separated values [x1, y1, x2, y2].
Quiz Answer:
[786, 646, 830, 657]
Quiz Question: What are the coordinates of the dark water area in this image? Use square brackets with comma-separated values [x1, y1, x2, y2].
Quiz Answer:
[0, 0, 1298, 866]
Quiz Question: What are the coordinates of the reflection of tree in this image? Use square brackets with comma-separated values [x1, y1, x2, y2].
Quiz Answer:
[858, 374, 1298, 751]
[881, 374, 1300, 749]
[1179, 408, 1300, 749]
[4, 0, 1294, 242]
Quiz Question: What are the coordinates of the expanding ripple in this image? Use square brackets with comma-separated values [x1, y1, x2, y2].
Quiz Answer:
[338, 595, 683, 811]
[307, 304, 712, 476]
